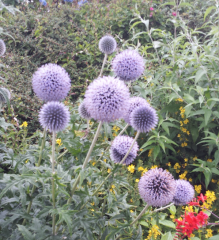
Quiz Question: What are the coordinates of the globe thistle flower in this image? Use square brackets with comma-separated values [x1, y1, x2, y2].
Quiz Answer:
[39, 101, 70, 132]
[0, 87, 11, 103]
[110, 135, 139, 165]
[78, 101, 91, 119]
[84, 76, 130, 122]
[39, 0, 47, 5]
[138, 168, 176, 207]
[112, 49, 145, 82]
[99, 35, 117, 55]
[32, 63, 71, 102]
[0, 39, 6, 56]
[173, 180, 195, 206]
[130, 105, 158, 133]
[124, 97, 149, 125]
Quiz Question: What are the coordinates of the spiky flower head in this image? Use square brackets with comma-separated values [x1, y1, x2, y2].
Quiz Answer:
[84, 76, 130, 122]
[130, 105, 158, 133]
[0, 87, 11, 103]
[32, 63, 71, 102]
[173, 180, 195, 206]
[124, 97, 149, 125]
[78, 101, 91, 119]
[39, 101, 70, 132]
[110, 135, 139, 165]
[138, 168, 176, 207]
[0, 39, 6, 56]
[112, 49, 145, 82]
[99, 35, 117, 55]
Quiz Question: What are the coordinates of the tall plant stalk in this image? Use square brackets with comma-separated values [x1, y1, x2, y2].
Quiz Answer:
[67, 121, 103, 204]
[22, 128, 47, 225]
[52, 131, 56, 235]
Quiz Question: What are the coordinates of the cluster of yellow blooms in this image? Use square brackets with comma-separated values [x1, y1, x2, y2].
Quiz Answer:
[145, 225, 161, 240]
[194, 185, 202, 194]
[179, 171, 188, 180]
[205, 229, 213, 238]
[137, 166, 148, 176]
[112, 126, 120, 137]
[204, 190, 217, 209]
[148, 148, 153, 157]
[20, 121, 28, 128]
[56, 139, 62, 146]
[176, 98, 183, 102]
[127, 164, 135, 173]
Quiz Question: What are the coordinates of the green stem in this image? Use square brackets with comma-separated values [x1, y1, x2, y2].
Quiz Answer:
[80, 131, 140, 210]
[119, 131, 140, 165]
[52, 131, 56, 235]
[117, 123, 129, 137]
[22, 128, 47, 225]
[99, 54, 108, 77]
[67, 121, 103, 204]
[131, 204, 149, 225]
[56, 149, 68, 163]
[153, 203, 174, 212]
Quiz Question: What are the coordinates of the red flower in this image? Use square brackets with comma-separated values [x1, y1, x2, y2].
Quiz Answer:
[197, 193, 207, 203]
[172, 12, 177, 16]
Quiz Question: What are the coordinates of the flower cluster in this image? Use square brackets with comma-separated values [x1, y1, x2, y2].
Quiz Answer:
[146, 225, 161, 239]
[175, 211, 208, 238]
[110, 135, 139, 165]
[98, 35, 117, 55]
[32, 63, 71, 102]
[84, 76, 130, 122]
[138, 168, 176, 207]
[112, 49, 145, 82]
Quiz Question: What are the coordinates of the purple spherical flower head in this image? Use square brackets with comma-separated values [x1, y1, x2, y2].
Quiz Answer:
[112, 49, 145, 82]
[32, 63, 71, 102]
[78, 101, 91, 119]
[124, 97, 150, 125]
[138, 168, 176, 207]
[84, 76, 130, 122]
[99, 35, 117, 55]
[110, 135, 139, 165]
[173, 180, 195, 206]
[130, 105, 158, 133]
[0, 39, 6, 56]
[39, 101, 70, 132]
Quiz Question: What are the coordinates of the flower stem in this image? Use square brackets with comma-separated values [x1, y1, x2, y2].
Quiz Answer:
[67, 121, 103, 204]
[117, 123, 129, 137]
[131, 204, 149, 225]
[80, 131, 140, 210]
[119, 131, 140, 165]
[52, 131, 56, 235]
[22, 128, 47, 226]
[153, 203, 174, 212]
[99, 54, 108, 77]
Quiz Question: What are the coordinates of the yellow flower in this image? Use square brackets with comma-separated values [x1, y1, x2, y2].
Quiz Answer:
[167, 162, 171, 166]
[20, 121, 28, 128]
[174, 163, 180, 169]
[193, 156, 197, 161]
[205, 229, 213, 238]
[189, 178, 192, 182]
[56, 139, 62, 146]
[195, 185, 202, 194]
[185, 206, 193, 213]
[130, 199, 133, 203]
[176, 170, 180, 173]
[176, 98, 183, 102]
[91, 202, 95, 206]
[148, 149, 153, 157]
[211, 179, 217, 183]
[103, 159, 107, 162]
[186, 131, 190, 135]
[107, 169, 111, 173]
[138, 166, 144, 172]
[150, 83, 154, 87]
[141, 168, 148, 176]
[170, 215, 175, 219]
[135, 179, 139, 183]
[184, 158, 188, 162]
[180, 121, 183, 126]
[207, 159, 212, 162]
[177, 134, 181, 138]
[146, 225, 161, 240]
[130, 210, 134, 213]
[151, 165, 158, 169]
[111, 184, 115, 189]
[91, 209, 94, 212]
[140, 148, 143, 151]
[181, 114, 185, 118]
[184, 119, 189, 124]
[92, 161, 96, 166]
[127, 164, 135, 173]
[25, 159, 29, 164]
[181, 143, 185, 147]
[112, 133, 117, 137]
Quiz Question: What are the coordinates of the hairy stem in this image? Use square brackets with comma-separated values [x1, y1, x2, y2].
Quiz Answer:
[99, 54, 108, 77]
[131, 204, 149, 225]
[52, 131, 56, 235]
[67, 121, 103, 204]
[22, 128, 47, 225]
